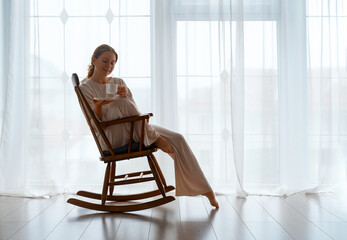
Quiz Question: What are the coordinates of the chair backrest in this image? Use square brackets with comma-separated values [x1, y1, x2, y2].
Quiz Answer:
[71, 73, 115, 157]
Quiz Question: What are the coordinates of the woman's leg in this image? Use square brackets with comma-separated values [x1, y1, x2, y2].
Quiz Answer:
[151, 125, 219, 208]
[202, 192, 219, 208]
[154, 136, 174, 153]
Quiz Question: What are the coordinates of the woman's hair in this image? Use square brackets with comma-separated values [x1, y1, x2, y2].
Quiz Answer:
[87, 44, 118, 79]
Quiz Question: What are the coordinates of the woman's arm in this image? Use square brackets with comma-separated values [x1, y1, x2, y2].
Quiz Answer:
[92, 98, 114, 120]
[117, 85, 128, 97]
[116, 78, 139, 109]
[80, 79, 116, 121]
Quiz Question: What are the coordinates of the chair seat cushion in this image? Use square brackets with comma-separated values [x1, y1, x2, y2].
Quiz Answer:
[103, 142, 156, 157]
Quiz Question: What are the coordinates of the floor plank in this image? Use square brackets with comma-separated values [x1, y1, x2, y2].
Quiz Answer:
[2, 197, 56, 222]
[9, 195, 73, 240]
[304, 192, 347, 221]
[79, 212, 122, 240]
[0, 197, 29, 220]
[283, 193, 342, 222]
[295, 192, 347, 240]
[46, 221, 91, 240]
[148, 198, 185, 240]
[178, 196, 217, 240]
[113, 208, 153, 240]
[254, 195, 332, 240]
[44, 196, 97, 240]
[0, 221, 28, 240]
[227, 195, 293, 240]
[202, 195, 255, 240]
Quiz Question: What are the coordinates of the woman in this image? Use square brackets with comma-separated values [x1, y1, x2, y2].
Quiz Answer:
[80, 44, 219, 208]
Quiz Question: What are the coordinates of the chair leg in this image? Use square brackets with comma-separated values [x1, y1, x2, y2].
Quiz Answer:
[101, 163, 111, 205]
[151, 154, 168, 188]
[109, 162, 116, 196]
[147, 154, 166, 197]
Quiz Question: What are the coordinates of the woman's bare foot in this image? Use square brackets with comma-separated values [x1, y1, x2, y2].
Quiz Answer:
[203, 191, 219, 208]
[155, 136, 174, 154]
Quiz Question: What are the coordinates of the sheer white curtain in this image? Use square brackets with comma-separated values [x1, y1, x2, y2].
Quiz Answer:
[306, 0, 347, 190]
[1, 0, 346, 197]
[159, 0, 347, 196]
[1, 0, 155, 196]
[0, 0, 30, 196]
[166, 0, 304, 195]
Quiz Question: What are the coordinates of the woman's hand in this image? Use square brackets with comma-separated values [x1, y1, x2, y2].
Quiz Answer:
[92, 98, 114, 120]
[117, 85, 128, 97]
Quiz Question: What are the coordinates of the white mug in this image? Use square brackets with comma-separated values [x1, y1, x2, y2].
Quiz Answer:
[106, 83, 118, 98]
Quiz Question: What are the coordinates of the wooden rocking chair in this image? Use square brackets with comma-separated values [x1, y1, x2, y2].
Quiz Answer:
[67, 73, 175, 212]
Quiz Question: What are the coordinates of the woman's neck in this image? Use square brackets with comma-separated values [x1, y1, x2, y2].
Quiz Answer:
[90, 74, 110, 84]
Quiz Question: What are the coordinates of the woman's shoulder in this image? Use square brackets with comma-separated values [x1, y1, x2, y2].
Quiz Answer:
[80, 77, 88, 84]
[80, 77, 88, 86]
[112, 77, 125, 85]
[79, 78, 94, 92]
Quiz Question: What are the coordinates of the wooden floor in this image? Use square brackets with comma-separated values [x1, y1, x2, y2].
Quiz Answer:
[1, 190, 347, 240]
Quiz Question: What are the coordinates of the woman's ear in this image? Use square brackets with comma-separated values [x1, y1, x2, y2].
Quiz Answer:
[91, 57, 96, 65]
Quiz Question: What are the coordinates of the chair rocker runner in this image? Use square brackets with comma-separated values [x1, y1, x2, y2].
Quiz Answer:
[67, 73, 175, 212]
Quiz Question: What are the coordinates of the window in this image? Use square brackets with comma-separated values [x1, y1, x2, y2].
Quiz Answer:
[174, 0, 279, 185]
[28, 0, 152, 188]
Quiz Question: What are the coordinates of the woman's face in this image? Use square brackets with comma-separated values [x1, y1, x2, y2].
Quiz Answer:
[92, 51, 117, 77]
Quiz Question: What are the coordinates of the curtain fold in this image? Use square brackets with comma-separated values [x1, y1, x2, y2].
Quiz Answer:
[278, 0, 310, 195]
[230, 0, 247, 197]
[0, 0, 30, 195]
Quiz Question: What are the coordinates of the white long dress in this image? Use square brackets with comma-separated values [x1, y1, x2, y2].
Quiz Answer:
[80, 78, 212, 196]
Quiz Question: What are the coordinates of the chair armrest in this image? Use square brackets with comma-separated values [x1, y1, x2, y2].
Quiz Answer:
[100, 113, 153, 129]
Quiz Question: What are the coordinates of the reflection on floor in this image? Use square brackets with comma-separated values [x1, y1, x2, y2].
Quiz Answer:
[1, 190, 347, 240]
